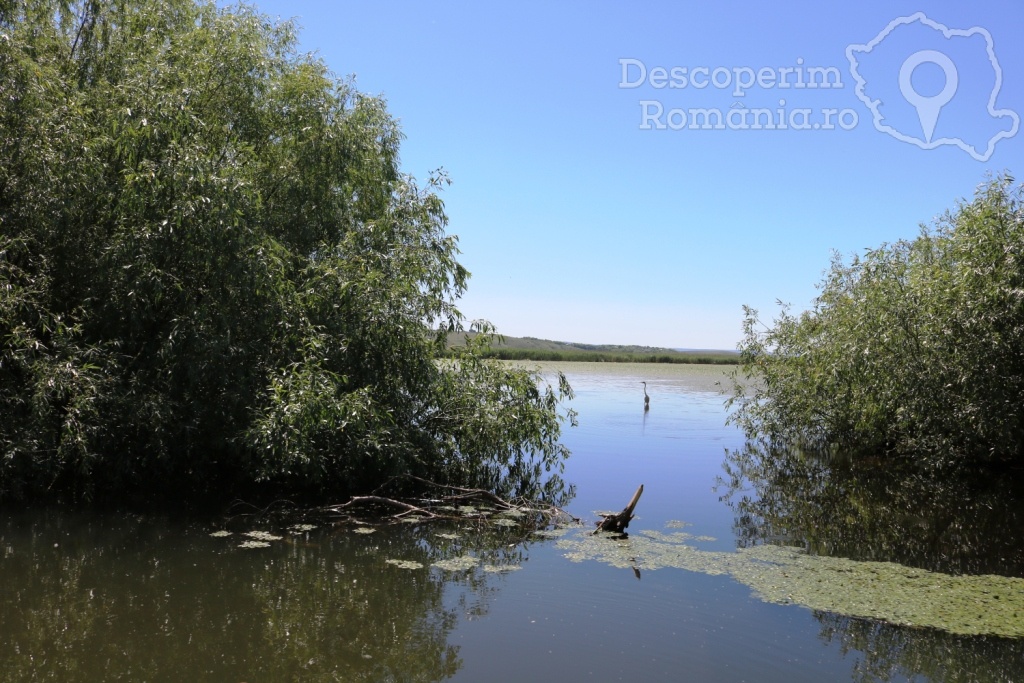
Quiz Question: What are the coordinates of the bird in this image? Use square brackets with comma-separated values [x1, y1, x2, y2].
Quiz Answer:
[641, 381, 650, 411]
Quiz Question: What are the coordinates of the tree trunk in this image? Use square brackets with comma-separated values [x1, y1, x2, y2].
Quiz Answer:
[594, 484, 643, 534]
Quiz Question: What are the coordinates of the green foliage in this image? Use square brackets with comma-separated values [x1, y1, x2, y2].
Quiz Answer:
[729, 175, 1024, 465]
[0, 0, 573, 503]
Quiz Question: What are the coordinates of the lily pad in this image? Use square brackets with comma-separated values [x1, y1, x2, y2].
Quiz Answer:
[243, 531, 282, 542]
[353, 527, 376, 535]
[238, 540, 271, 549]
[209, 530, 233, 538]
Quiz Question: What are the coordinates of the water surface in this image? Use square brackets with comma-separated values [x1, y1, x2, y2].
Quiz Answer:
[3, 363, 1023, 681]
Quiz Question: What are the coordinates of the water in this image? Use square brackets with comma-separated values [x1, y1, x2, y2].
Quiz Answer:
[2, 363, 1023, 682]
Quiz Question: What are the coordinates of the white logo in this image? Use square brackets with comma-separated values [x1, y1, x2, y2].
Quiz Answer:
[847, 13, 1018, 161]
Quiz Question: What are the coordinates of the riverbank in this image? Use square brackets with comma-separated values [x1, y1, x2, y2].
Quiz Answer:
[446, 332, 739, 364]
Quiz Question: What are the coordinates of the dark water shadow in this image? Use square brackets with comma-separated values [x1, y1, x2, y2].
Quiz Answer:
[0, 508, 557, 682]
[718, 440, 1024, 578]
[715, 441, 1024, 681]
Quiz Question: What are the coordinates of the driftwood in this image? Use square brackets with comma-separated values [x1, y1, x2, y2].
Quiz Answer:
[594, 484, 643, 534]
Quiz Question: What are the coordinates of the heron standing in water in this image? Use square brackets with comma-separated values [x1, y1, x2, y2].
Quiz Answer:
[641, 381, 650, 411]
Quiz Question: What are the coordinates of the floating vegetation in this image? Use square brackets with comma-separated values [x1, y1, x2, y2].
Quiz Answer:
[432, 556, 480, 571]
[641, 530, 699, 544]
[289, 524, 317, 533]
[490, 518, 519, 528]
[385, 559, 424, 570]
[556, 529, 1024, 638]
[435, 533, 461, 540]
[238, 540, 271, 549]
[533, 528, 571, 539]
[209, 530, 233, 537]
[498, 508, 528, 518]
[664, 520, 692, 529]
[353, 527, 376, 535]
[456, 506, 477, 515]
[243, 531, 283, 542]
[482, 564, 523, 573]
[400, 515, 428, 524]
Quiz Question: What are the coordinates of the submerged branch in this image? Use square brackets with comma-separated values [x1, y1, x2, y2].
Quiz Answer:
[323, 475, 580, 526]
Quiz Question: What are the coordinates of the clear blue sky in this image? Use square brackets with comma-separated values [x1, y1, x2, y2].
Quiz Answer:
[251, 1, 1024, 350]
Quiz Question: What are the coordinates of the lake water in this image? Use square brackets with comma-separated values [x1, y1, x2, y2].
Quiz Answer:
[2, 362, 1023, 682]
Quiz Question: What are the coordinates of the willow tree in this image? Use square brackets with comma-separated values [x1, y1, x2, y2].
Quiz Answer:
[0, 0, 574, 503]
[729, 175, 1024, 467]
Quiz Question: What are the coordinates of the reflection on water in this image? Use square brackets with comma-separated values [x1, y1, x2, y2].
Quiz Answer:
[3, 364, 1024, 682]
[719, 440, 1024, 577]
[0, 509, 546, 682]
[816, 613, 1024, 683]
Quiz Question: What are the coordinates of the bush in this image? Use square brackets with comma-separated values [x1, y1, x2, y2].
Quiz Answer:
[0, 1, 574, 504]
[729, 175, 1024, 465]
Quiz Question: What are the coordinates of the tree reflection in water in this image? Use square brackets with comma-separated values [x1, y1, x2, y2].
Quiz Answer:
[719, 440, 1024, 682]
[719, 440, 1024, 577]
[816, 613, 1024, 683]
[0, 508, 548, 682]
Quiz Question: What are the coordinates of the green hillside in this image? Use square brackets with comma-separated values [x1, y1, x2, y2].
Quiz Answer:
[445, 332, 739, 364]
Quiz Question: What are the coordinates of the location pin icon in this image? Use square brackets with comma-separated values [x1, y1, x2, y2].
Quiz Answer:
[899, 50, 958, 143]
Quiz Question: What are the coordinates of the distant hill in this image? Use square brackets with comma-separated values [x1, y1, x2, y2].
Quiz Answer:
[445, 332, 739, 364]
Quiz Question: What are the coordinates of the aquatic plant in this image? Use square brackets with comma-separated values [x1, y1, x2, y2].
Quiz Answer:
[386, 559, 425, 570]
[432, 556, 480, 572]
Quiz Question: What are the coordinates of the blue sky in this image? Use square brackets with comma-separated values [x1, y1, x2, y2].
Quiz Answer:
[251, 1, 1024, 350]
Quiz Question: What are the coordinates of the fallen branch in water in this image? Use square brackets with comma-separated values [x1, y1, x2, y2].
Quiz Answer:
[329, 495, 456, 520]
[322, 475, 580, 527]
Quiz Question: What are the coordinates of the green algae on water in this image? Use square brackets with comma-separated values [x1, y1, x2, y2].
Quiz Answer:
[533, 528, 572, 539]
[490, 518, 518, 527]
[386, 559, 425, 570]
[432, 556, 480, 571]
[556, 527, 1024, 638]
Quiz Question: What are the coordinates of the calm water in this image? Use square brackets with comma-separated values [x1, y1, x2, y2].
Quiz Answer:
[2, 362, 1023, 682]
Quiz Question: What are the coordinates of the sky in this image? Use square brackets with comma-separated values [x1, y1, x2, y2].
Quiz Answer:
[250, 1, 1024, 350]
